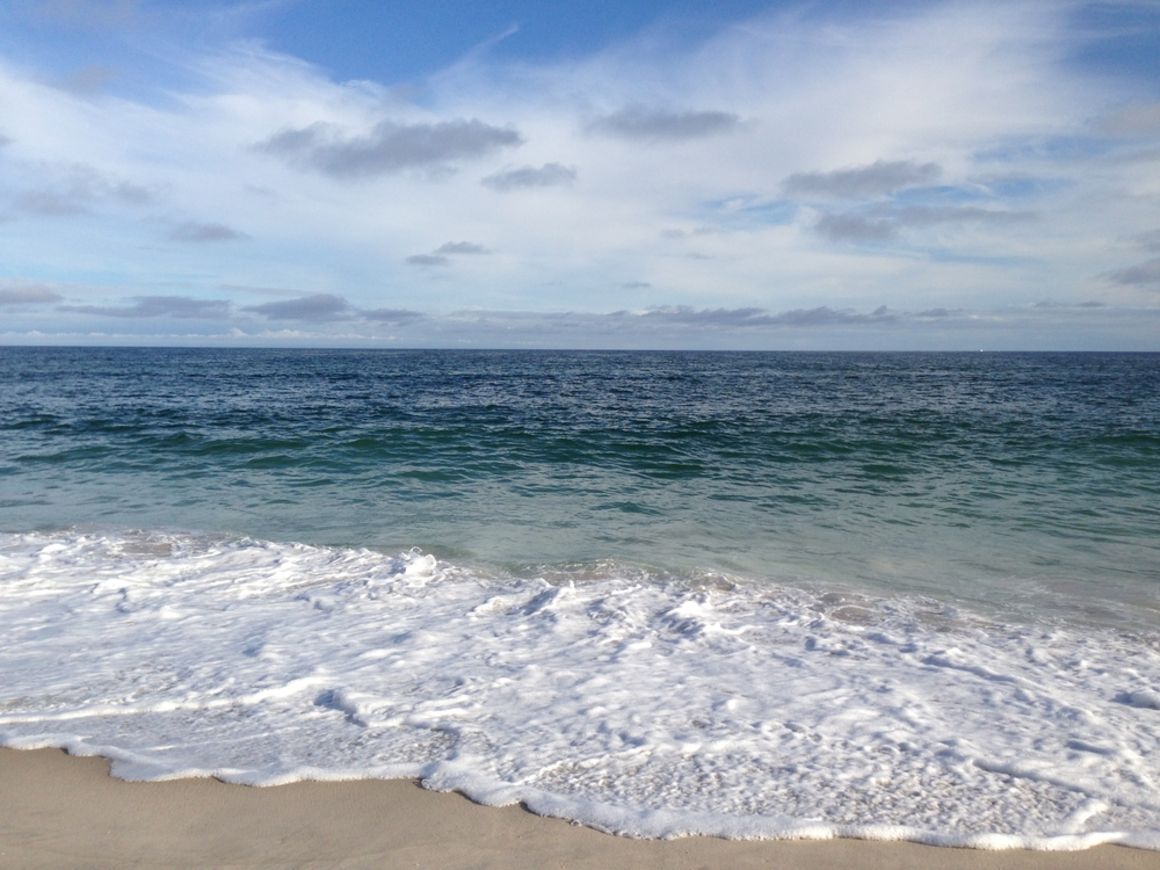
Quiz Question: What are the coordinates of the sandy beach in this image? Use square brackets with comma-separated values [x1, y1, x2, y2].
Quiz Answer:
[0, 748, 1152, 869]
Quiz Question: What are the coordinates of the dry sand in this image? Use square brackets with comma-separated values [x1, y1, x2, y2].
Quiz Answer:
[0, 748, 1154, 869]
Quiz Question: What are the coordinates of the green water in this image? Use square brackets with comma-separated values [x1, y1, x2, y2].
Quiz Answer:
[1, 347, 1157, 627]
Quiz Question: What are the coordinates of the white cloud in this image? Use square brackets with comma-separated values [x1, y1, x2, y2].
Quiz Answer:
[482, 162, 577, 191]
[0, 2, 1156, 347]
[0, 283, 63, 304]
[784, 160, 941, 198]
[243, 293, 352, 320]
[587, 107, 741, 142]
[59, 294, 231, 318]
[1106, 257, 1160, 290]
[433, 241, 490, 255]
[169, 221, 248, 242]
[258, 118, 524, 178]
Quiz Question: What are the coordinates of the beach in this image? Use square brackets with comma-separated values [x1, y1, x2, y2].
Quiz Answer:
[2, 748, 1155, 869]
[2, 351, 1157, 853]
[4, 0, 1159, 855]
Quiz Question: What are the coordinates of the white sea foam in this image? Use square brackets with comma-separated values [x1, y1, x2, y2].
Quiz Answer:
[1, 530, 1157, 850]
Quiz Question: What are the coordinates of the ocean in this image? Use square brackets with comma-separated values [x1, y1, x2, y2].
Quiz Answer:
[1, 347, 1157, 848]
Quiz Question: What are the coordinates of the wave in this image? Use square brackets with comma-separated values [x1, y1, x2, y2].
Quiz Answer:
[1, 529, 1158, 850]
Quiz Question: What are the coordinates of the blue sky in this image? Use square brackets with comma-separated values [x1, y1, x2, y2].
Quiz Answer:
[0, 0, 1158, 349]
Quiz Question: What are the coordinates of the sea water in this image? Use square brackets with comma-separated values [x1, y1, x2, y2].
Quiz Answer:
[0, 348, 1157, 848]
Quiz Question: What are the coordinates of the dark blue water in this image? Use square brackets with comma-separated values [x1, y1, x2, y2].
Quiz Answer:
[1, 347, 1157, 627]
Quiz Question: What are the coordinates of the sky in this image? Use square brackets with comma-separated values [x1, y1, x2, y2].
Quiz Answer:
[0, 0, 1158, 350]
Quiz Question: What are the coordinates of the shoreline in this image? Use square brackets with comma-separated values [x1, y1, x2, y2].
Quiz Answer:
[1, 748, 1155, 869]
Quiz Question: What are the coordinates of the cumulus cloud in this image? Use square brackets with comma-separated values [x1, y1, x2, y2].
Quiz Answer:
[635, 305, 895, 327]
[243, 293, 352, 320]
[813, 204, 1033, 244]
[407, 241, 490, 264]
[1105, 258, 1160, 289]
[784, 160, 941, 198]
[661, 226, 718, 239]
[771, 305, 895, 326]
[218, 283, 305, 297]
[433, 241, 489, 255]
[258, 119, 523, 179]
[3, 2, 1156, 350]
[815, 213, 899, 243]
[0, 284, 63, 305]
[1033, 299, 1108, 310]
[169, 221, 248, 242]
[361, 307, 424, 323]
[639, 305, 771, 325]
[481, 163, 578, 191]
[406, 253, 450, 266]
[59, 295, 231, 319]
[394, 301, 1154, 346]
[588, 107, 740, 142]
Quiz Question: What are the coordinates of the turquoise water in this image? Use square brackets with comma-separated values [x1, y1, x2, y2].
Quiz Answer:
[2, 348, 1157, 627]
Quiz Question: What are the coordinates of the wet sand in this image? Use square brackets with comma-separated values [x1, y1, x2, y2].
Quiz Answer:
[1, 748, 1153, 869]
